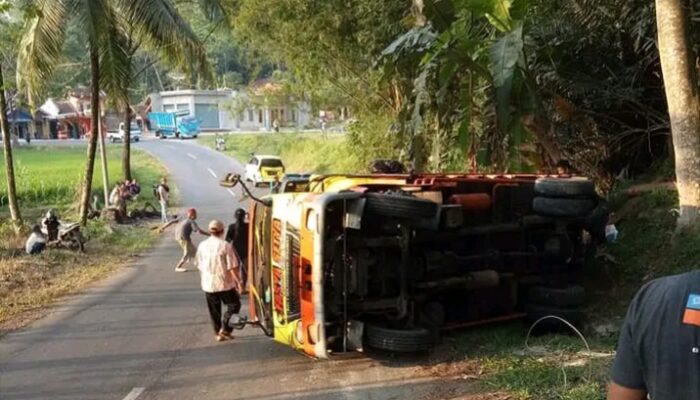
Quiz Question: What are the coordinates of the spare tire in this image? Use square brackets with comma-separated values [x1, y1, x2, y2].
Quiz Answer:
[535, 178, 596, 199]
[532, 197, 595, 218]
[364, 193, 438, 219]
[364, 324, 435, 353]
[528, 285, 585, 307]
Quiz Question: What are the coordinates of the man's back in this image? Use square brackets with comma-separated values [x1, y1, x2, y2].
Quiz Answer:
[176, 219, 195, 241]
[612, 270, 700, 399]
[196, 236, 237, 293]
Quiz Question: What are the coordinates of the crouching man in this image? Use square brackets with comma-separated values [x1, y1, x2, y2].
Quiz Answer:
[196, 219, 243, 342]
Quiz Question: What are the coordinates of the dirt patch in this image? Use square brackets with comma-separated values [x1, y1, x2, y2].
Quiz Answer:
[0, 222, 157, 334]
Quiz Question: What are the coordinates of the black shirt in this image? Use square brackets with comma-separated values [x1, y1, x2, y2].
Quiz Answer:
[612, 270, 700, 399]
[225, 221, 249, 258]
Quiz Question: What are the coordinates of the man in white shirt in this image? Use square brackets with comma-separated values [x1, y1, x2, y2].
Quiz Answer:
[156, 177, 170, 223]
[196, 219, 242, 342]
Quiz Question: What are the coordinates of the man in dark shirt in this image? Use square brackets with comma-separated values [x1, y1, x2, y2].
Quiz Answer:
[174, 208, 209, 272]
[225, 208, 249, 289]
[608, 270, 700, 400]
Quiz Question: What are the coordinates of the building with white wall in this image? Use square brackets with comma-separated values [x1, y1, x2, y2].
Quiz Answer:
[147, 89, 310, 132]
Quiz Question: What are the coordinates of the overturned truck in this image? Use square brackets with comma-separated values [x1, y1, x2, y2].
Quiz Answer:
[224, 173, 604, 358]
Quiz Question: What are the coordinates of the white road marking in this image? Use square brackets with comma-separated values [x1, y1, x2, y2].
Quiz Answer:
[227, 188, 237, 198]
[122, 387, 145, 400]
[207, 168, 218, 179]
[187, 153, 197, 160]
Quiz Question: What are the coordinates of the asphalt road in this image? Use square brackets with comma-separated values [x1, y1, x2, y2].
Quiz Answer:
[0, 139, 468, 400]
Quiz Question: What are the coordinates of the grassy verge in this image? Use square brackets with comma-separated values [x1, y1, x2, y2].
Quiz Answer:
[0, 146, 168, 331]
[199, 132, 363, 174]
[443, 323, 615, 400]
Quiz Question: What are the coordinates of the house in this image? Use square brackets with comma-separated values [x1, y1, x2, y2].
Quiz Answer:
[38, 87, 106, 139]
[5, 107, 34, 140]
[147, 88, 311, 132]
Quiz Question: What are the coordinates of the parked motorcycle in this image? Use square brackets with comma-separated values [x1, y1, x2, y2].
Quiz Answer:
[215, 135, 226, 151]
[41, 211, 86, 252]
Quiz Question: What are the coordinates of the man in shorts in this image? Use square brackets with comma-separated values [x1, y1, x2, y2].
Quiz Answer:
[175, 208, 209, 272]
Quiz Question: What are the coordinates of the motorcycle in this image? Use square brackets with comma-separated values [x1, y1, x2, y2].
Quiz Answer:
[55, 223, 87, 252]
[41, 211, 86, 252]
[215, 136, 226, 151]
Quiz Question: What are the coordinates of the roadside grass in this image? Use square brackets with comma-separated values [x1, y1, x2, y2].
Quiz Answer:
[445, 323, 615, 400]
[0, 146, 168, 332]
[198, 132, 364, 174]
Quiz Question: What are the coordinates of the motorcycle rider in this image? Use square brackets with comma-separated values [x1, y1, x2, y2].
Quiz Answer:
[42, 210, 60, 242]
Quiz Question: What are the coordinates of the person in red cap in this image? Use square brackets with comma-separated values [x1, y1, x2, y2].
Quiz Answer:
[197, 219, 242, 341]
[174, 208, 209, 272]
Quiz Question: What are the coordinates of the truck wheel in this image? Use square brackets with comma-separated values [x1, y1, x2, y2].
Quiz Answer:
[364, 193, 438, 219]
[532, 197, 595, 218]
[528, 285, 585, 307]
[534, 178, 596, 199]
[364, 324, 435, 353]
[524, 304, 584, 327]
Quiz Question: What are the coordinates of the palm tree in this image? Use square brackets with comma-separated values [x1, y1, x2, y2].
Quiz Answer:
[0, 66, 22, 230]
[18, 0, 212, 224]
[115, 0, 227, 181]
[655, 0, 700, 228]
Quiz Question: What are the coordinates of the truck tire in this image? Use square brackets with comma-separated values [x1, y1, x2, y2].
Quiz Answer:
[532, 197, 595, 218]
[534, 178, 595, 199]
[528, 285, 585, 307]
[364, 324, 435, 353]
[364, 193, 438, 219]
[524, 304, 583, 326]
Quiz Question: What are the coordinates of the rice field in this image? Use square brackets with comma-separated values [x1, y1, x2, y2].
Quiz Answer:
[0, 145, 164, 212]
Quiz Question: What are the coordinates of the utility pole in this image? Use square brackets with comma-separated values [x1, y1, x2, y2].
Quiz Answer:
[97, 105, 109, 207]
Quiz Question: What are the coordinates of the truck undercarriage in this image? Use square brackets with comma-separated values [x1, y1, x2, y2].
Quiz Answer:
[316, 176, 602, 354]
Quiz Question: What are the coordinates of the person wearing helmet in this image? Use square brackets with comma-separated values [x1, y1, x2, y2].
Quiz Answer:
[196, 219, 242, 342]
[174, 208, 209, 272]
[42, 210, 60, 242]
[225, 208, 249, 291]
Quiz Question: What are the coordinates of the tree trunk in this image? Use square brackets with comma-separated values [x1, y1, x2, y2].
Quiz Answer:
[122, 101, 132, 181]
[656, 0, 700, 227]
[79, 44, 101, 225]
[0, 66, 22, 230]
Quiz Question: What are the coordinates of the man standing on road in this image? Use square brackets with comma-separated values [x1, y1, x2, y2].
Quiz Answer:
[174, 208, 208, 272]
[226, 208, 249, 291]
[197, 219, 242, 342]
[156, 177, 170, 223]
[607, 270, 700, 400]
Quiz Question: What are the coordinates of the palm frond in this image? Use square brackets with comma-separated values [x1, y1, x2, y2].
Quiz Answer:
[120, 0, 212, 81]
[16, 0, 69, 106]
[197, 0, 228, 22]
[99, 6, 131, 106]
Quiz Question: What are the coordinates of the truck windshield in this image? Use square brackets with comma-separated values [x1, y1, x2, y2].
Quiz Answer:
[261, 159, 284, 168]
